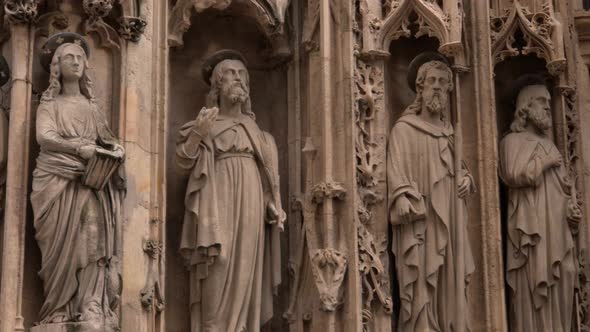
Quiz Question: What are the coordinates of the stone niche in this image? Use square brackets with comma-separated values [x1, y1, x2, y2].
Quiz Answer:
[383, 35, 488, 331]
[493, 53, 554, 325]
[165, 3, 291, 331]
[20, 1, 122, 329]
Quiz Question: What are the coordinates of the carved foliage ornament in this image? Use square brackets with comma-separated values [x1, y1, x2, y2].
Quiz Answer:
[168, 0, 290, 47]
[119, 16, 147, 42]
[4, 0, 38, 25]
[300, 179, 349, 312]
[557, 86, 590, 331]
[353, 56, 392, 328]
[140, 238, 165, 312]
[83, 0, 114, 19]
[490, 0, 566, 75]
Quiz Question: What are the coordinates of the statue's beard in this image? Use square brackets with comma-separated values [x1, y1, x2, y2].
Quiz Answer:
[222, 82, 249, 105]
[530, 110, 552, 131]
[424, 93, 446, 115]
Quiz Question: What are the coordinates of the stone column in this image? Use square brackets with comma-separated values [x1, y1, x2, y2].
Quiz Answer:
[0, 3, 36, 331]
[118, 0, 167, 331]
[469, 1, 508, 331]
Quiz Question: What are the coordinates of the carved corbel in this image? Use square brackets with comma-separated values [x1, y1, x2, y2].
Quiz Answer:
[4, 0, 38, 25]
[140, 237, 165, 312]
[490, 0, 566, 75]
[118, 16, 147, 42]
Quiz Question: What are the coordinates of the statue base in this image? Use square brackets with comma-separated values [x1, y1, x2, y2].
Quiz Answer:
[31, 320, 119, 332]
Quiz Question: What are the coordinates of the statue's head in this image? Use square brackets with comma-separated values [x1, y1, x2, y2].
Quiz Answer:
[56, 43, 86, 81]
[405, 60, 453, 118]
[510, 84, 552, 134]
[41, 42, 95, 103]
[206, 58, 254, 118]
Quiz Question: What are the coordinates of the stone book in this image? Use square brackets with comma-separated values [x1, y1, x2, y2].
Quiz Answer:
[82, 147, 122, 191]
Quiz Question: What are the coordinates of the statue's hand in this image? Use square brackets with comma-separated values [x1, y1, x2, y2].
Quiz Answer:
[544, 150, 563, 170]
[457, 175, 471, 198]
[394, 195, 417, 224]
[567, 200, 582, 224]
[112, 144, 125, 159]
[78, 144, 97, 160]
[193, 107, 219, 137]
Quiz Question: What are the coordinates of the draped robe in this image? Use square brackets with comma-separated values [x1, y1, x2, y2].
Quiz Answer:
[499, 131, 576, 332]
[31, 97, 124, 329]
[387, 114, 475, 332]
[176, 113, 283, 332]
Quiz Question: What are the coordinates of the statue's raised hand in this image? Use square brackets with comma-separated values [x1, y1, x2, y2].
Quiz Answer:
[193, 107, 219, 137]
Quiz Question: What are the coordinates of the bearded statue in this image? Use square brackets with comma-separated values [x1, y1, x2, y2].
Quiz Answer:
[175, 49, 285, 332]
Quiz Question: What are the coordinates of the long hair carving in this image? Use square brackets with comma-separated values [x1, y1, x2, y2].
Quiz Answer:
[206, 59, 255, 120]
[403, 60, 453, 119]
[41, 43, 96, 104]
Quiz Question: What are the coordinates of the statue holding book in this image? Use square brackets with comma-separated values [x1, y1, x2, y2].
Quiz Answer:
[175, 49, 285, 332]
[31, 33, 125, 332]
[387, 53, 475, 332]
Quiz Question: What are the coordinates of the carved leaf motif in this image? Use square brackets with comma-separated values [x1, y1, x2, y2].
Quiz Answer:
[311, 181, 346, 204]
[4, 0, 38, 25]
[119, 16, 147, 42]
[83, 0, 114, 19]
[310, 248, 348, 311]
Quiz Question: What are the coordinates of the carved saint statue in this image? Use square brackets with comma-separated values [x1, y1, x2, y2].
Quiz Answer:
[387, 54, 475, 332]
[31, 33, 125, 331]
[499, 83, 580, 332]
[175, 49, 285, 332]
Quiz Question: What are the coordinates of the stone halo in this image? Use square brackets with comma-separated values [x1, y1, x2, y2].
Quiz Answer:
[407, 52, 450, 93]
[40, 32, 91, 73]
[201, 49, 247, 86]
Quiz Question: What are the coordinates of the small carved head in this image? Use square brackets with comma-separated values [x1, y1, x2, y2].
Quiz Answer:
[511, 84, 552, 134]
[405, 60, 453, 118]
[41, 42, 95, 103]
[206, 59, 254, 119]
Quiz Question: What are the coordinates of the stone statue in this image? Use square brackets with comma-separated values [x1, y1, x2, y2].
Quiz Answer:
[499, 83, 581, 332]
[387, 54, 475, 332]
[175, 49, 285, 332]
[31, 33, 125, 332]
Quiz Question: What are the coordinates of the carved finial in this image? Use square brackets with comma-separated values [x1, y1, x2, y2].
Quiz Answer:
[4, 0, 38, 25]
[119, 16, 147, 42]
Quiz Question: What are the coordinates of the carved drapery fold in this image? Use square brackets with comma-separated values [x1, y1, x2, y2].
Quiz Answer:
[490, 0, 566, 75]
[168, 0, 290, 48]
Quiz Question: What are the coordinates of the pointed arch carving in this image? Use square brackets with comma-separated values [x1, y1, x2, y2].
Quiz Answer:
[168, 0, 290, 49]
[490, 0, 566, 75]
[376, 0, 463, 58]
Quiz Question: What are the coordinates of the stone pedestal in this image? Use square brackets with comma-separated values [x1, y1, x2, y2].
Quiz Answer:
[30, 320, 119, 332]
